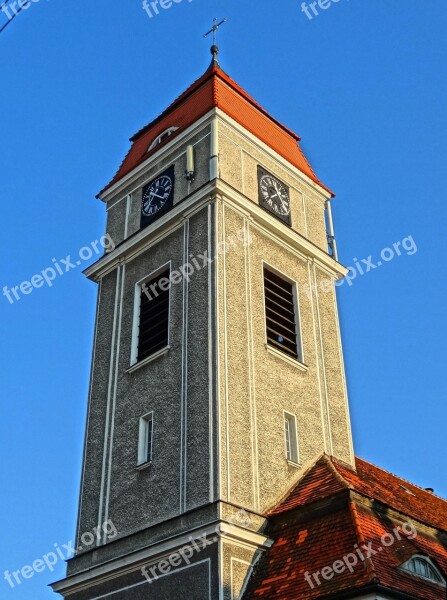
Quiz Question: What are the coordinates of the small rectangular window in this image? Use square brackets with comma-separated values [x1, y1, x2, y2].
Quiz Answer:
[264, 267, 300, 360]
[138, 412, 154, 466]
[137, 269, 170, 362]
[284, 412, 299, 464]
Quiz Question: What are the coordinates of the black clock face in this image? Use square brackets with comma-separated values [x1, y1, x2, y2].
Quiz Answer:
[142, 175, 172, 216]
[258, 167, 291, 225]
[141, 166, 175, 228]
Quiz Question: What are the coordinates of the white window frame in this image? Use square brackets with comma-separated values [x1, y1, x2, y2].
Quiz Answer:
[137, 411, 154, 467]
[148, 127, 179, 151]
[400, 555, 446, 586]
[283, 411, 300, 465]
[130, 261, 172, 367]
[262, 261, 304, 364]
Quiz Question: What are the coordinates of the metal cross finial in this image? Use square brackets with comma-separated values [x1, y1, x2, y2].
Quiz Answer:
[203, 17, 227, 46]
[203, 17, 227, 65]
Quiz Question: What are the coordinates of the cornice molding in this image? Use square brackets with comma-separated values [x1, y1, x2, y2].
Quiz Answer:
[51, 521, 271, 596]
[216, 108, 333, 202]
[98, 110, 217, 203]
[85, 179, 347, 282]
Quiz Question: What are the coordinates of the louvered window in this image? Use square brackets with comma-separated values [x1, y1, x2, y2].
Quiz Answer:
[264, 268, 300, 359]
[137, 269, 170, 362]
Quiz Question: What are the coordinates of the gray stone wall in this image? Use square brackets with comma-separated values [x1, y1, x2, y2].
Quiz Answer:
[76, 204, 216, 550]
[68, 543, 218, 600]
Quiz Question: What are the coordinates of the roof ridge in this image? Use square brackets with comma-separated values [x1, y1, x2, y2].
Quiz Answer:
[266, 452, 327, 516]
[215, 70, 301, 142]
[129, 65, 218, 142]
[356, 457, 447, 502]
[327, 454, 354, 490]
[348, 500, 380, 583]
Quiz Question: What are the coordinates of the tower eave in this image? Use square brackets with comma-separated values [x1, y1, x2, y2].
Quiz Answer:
[97, 65, 333, 199]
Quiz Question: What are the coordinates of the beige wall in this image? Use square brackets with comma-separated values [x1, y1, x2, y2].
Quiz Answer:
[218, 121, 327, 251]
[216, 116, 353, 514]
[221, 540, 260, 600]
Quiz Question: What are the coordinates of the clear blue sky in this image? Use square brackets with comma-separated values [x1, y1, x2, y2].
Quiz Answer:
[1, 0, 446, 597]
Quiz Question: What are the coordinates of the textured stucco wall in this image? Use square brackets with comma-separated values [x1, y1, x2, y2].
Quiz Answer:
[222, 541, 261, 600]
[216, 115, 353, 514]
[314, 266, 352, 461]
[68, 543, 218, 600]
[66, 112, 352, 600]
[76, 205, 215, 549]
[106, 197, 127, 248]
[104, 124, 212, 245]
[76, 270, 118, 542]
[218, 121, 327, 251]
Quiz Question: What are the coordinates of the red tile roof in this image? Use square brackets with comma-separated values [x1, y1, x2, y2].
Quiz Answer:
[271, 455, 447, 534]
[245, 455, 447, 599]
[246, 505, 370, 599]
[354, 501, 447, 600]
[99, 64, 332, 197]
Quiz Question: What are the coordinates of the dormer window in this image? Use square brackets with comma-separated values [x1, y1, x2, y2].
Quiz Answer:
[148, 127, 179, 151]
[400, 555, 445, 585]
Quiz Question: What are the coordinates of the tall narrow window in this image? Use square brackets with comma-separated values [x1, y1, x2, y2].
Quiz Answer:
[137, 269, 170, 362]
[138, 412, 154, 466]
[264, 267, 300, 360]
[284, 412, 299, 464]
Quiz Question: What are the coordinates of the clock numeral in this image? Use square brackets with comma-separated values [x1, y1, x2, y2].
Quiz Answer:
[141, 171, 174, 219]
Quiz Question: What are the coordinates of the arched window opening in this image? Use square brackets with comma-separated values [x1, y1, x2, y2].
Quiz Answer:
[400, 555, 445, 585]
[148, 127, 179, 151]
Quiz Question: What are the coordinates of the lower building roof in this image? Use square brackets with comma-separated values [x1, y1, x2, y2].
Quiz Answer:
[244, 455, 447, 599]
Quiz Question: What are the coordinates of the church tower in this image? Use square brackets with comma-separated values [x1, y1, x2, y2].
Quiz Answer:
[52, 46, 354, 600]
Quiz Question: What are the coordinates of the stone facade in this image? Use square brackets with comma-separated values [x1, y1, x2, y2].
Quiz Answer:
[52, 107, 353, 600]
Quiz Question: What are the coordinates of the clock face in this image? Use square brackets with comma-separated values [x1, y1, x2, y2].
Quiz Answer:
[142, 175, 172, 216]
[258, 167, 291, 225]
[141, 166, 175, 228]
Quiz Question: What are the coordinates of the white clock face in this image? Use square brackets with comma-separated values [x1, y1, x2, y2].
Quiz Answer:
[142, 175, 173, 217]
[260, 174, 290, 217]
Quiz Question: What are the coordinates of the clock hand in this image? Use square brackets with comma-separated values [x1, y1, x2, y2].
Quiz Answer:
[273, 182, 289, 213]
[270, 191, 285, 209]
[146, 191, 165, 206]
[273, 182, 283, 197]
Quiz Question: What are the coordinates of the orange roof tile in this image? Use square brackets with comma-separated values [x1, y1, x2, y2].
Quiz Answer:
[271, 455, 447, 533]
[99, 64, 332, 197]
[245, 456, 447, 599]
[338, 457, 447, 534]
[246, 506, 369, 599]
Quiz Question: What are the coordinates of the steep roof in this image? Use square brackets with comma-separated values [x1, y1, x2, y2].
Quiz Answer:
[99, 64, 332, 197]
[245, 456, 447, 600]
[271, 455, 447, 533]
